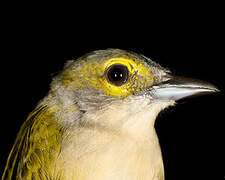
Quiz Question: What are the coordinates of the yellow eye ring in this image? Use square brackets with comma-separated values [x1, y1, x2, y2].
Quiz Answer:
[106, 64, 130, 87]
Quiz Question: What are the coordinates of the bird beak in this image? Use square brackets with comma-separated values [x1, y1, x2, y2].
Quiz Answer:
[137, 76, 219, 101]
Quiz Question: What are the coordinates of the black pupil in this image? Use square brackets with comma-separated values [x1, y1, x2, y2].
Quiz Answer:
[107, 64, 128, 86]
[111, 68, 124, 81]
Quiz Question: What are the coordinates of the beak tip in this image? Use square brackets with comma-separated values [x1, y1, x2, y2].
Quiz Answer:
[203, 83, 220, 94]
[145, 76, 220, 101]
[213, 88, 220, 93]
[212, 88, 220, 94]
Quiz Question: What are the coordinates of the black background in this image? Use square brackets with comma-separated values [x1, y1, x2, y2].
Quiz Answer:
[1, 9, 224, 180]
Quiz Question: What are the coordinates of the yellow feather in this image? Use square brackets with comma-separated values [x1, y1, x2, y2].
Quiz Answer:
[61, 57, 154, 97]
[2, 105, 62, 179]
[3, 49, 196, 180]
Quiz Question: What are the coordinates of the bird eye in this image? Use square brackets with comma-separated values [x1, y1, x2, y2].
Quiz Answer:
[106, 64, 129, 86]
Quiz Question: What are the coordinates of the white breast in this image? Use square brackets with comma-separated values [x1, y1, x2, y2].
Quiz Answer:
[57, 98, 174, 180]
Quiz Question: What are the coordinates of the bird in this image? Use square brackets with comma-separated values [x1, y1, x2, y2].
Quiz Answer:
[2, 49, 219, 180]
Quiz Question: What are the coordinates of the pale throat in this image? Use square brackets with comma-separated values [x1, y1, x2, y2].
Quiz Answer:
[94, 96, 175, 140]
[121, 98, 175, 140]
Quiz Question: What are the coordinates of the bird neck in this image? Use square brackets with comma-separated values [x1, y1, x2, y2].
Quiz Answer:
[120, 99, 175, 141]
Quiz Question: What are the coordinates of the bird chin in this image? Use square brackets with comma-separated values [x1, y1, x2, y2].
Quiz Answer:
[119, 95, 175, 139]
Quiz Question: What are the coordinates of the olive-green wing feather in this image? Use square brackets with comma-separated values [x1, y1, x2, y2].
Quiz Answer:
[2, 105, 62, 180]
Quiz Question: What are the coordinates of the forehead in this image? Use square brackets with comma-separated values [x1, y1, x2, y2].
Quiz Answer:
[59, 49, 169, 98]
[63, 49, 152, 79]
[77, 49, 147, 65]
[64, 49, 168, 79]
[65, 49, 165, 71]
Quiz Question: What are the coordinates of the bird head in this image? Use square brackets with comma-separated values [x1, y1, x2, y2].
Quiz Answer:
[49, 49, 218, 137]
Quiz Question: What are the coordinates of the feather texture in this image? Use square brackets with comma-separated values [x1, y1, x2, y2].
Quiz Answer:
[2, 105, 62, 180]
